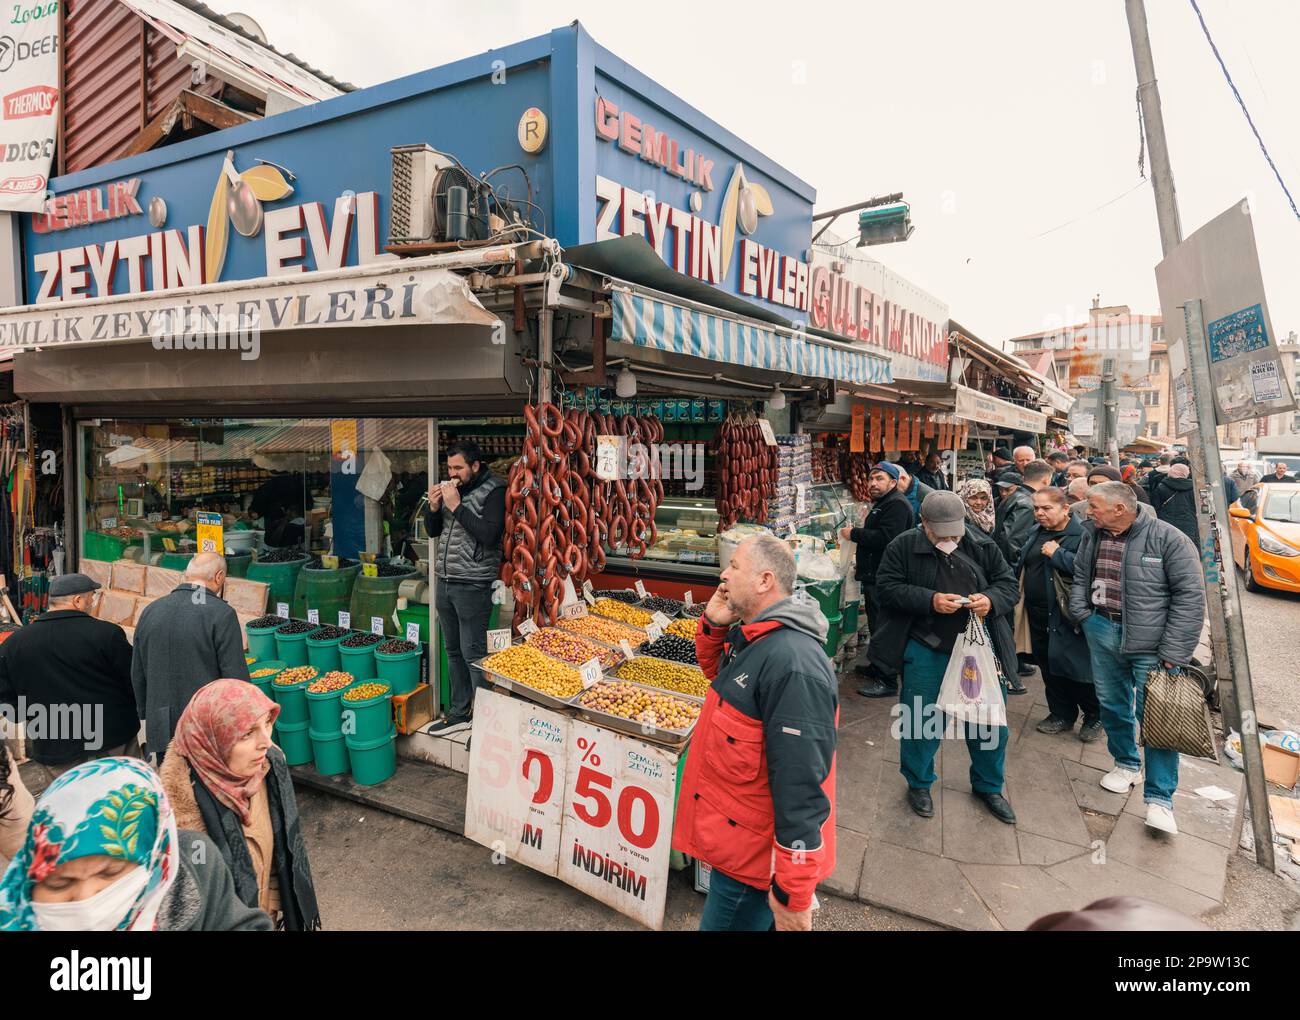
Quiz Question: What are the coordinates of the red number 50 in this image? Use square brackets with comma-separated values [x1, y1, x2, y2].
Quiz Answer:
[571, 766, 659, 849]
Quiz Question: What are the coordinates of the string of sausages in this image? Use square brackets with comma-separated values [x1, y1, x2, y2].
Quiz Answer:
[501, 404, 662, 631]
[842, 451, 874, 502]
[713, 412, 777, 531]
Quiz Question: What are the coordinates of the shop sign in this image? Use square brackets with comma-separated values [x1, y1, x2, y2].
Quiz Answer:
[954, 385, 1047, 434]
[194, 510, 223, 555]
[0, 10, 59, 211]
[30, 179, 142, 233]
[465, 689, 569, 878]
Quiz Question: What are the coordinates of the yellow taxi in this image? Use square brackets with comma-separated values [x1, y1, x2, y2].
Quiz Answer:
[1229, 483, 1300, 593]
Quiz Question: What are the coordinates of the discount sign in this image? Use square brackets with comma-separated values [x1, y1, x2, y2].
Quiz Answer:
[464, 689, 568, 877]
[556, 719, 679, 929]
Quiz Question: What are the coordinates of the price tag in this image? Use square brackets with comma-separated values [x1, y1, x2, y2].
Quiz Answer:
[795, 483, 807, 515]
[651, 611, 672, 630]
[645, 620, 664, 643]
[619, 638, 635, 660]
[684, 590, 693, 606]
[518, 618, 539, 638]
[634, 580, 649, 599]
[370, 616, 385, 636]
[307, 609, 320, 625]
[162, 537, 177, 552]
[595, 435, 625, 481]
[321, 555, 339, 570]
[276, 602, 289, 619]
[147, 512, 162, 523]
[362, 563, 379, 578]
[582, 579, 595, 599]
[358, 551, 377, 563]
[788, 521, 798, 537]
[561, 575, 579, 607]
[561, 602, 588, 620]
[102, 517, 118, 529]
[195, 510, 223, 556]
[406, 622, 422, 644]
[338, 611, 351, 629]
[579, 658, 603, 689]
[487, 628, 513, 653]
[583, 589, 596, 606]
[758, 419, 777, 446]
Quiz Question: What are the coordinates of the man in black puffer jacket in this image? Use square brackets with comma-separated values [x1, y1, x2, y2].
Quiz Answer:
[1152, 461, 1198, 547]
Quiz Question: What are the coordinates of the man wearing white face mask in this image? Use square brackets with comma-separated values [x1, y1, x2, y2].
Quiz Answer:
[871, 492, 1021, 824]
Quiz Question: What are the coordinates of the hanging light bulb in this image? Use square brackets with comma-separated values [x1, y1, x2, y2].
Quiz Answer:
[615, 366, 637, 398]
[767, 385, 786, 410]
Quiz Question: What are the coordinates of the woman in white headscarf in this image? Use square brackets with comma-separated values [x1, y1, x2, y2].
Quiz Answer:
[957, 478, 995, 534]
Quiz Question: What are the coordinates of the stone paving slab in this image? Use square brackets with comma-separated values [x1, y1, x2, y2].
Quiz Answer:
[1104, 812, 1230, 902]
[1046, 854, 1221, 919]
[856, 841, 999, 931]
[941, 786, 1020, 865]
[835, 744, 884, 837]
[1016, 703, 1085, 762]
[1005, 748, 1094, 847]
[958, 863, 1086, 931]
[873, 777, 944, 855]
[1081, 742, 1116, 773]
[821, 827, 869, 899]
[1120, 756, 1244, 849]
[1018, 830, 1093, 866]
[1062, 759, 1130, 815]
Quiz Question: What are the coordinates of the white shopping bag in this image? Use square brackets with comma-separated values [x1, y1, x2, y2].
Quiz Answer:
[935, 614, 1007, 729]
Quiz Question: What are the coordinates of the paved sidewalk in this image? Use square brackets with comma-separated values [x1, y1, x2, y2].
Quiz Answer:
[826, 664, 1246, 930]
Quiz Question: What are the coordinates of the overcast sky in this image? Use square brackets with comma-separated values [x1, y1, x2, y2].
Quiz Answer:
[210, 0, 1300, 348]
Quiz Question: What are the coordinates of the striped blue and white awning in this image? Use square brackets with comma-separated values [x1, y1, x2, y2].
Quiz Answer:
[610, 288, 892, 387]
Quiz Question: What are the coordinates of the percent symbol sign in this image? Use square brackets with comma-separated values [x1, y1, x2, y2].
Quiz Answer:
[578, 736, 601, 767]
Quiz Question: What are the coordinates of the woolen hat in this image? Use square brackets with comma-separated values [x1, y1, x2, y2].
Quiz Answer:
[921, 491, 967, 539]
[871, 462, 901, 481]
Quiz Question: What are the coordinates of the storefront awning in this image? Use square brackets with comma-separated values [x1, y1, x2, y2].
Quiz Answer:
[610, 287, 892, 388]
[953, 384, 1048, 433]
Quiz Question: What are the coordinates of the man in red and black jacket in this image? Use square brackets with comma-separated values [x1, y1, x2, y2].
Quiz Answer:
[672, 534, 838, 931]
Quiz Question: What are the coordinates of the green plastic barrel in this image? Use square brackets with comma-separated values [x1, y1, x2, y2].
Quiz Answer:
[842, 600, 860, 645]
[339, 684, 393, 743]
[246, 621, 281, 661]
[798, 578, 843, 622]
[274, 625, 319, 668]
[305, 676, 358, 733]
[270, 671, 314, 726]
[395, 605, 430, 643]
[346, 726, 396, 786]
[293, 563, 361, 626]
[305, 631, 344, 673]
[247, 660, 286, 699]
[348, 568, 418, 638]
[275, 719, 313, 767]
[339, 639, 379, 677]
[225, 552, 252, 578]
[246, 555, 310, 613]
[309, 729, 351, 776]
[374, 645, 421, 695]
[820, 612, 842, 659]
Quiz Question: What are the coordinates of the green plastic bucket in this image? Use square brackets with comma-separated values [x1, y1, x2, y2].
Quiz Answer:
[246, 621, 281, 661]
[798, 578, 843, 622]
[246, 555, 311, 612]
[275, 718, 313, 767]
[225, 552, 252, 578]
[395, 605, 430, 644]
[820, 612, 842, 659]
[305, 631, 344, 673]
[346, 726, 396, 786]
[339, 684, 393, 743]
[270, 670, 314, 727]
[305, 675, 358, 733]
[158, 551, 195, 572]
[293, 563, 361, 625]
[274, 624, 320, 668]
[374, 645, 421, 695]
[247, 660, 286, 699]
[339, 639, 380, 676]
[842, 600, 859, 645]
[309, 728, 351, 776]
[349, 568, 418, 638]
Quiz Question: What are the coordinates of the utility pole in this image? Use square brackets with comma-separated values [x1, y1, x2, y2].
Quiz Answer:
[1126, 0, 1273, 867]
[1101, 358, 1120, 467]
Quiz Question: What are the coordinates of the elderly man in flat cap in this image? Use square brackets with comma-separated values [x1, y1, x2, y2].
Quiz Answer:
[0, 573, 140, 784]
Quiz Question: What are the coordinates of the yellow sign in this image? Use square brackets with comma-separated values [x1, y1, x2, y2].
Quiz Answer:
[361, 563, 379, 578]
[518, 107, 548, 153]
[321, 555, 339, 570]
[195, 511, 224, 555]
[331, 419, 358, 460]
[162, 537, 177, 552]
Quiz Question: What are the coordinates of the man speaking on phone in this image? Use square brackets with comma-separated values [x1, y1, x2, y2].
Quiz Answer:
[425, 440, 506, 731]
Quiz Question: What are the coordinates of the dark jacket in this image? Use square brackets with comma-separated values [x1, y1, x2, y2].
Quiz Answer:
[899, 476, 935, 521]
[425, 466, 506, 583]
[869, 523, 1020, 679]
[0, 610, 136, 765]
[913, 467, 948, 491]
[1152, 475, 1198, 547]
[994, 486, 1037, 570]
[848, 487, 914, 583]
[158, 831, 274, 931]
[1069, 514, 1205, 663]
[1260, 472, 1297, 485]
[131, 584, 250, 755]
[673, 596, 837, 912]
[1017, 518, 1091, 682]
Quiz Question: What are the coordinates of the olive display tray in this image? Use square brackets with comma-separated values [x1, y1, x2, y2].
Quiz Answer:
[470, 656, 584, 712]
[524, 630, 627, 670]
[634, 596, 688, 619]
[609, 653, 709, 692]
[571, 678, 704, 746]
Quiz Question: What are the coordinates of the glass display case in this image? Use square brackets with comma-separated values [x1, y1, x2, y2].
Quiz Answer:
[603, 496, 721, 580]
[803, 482, 859, 545]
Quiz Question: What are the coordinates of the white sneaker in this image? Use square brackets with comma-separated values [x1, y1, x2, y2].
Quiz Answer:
[1100, 765, 1143, 793]
[1145, 803, 1178, 834]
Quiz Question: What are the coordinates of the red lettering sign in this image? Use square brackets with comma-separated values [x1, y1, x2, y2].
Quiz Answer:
[3, 85, 58, 120]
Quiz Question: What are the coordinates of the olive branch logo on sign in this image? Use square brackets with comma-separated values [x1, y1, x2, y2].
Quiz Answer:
[205, 150, 296, 282]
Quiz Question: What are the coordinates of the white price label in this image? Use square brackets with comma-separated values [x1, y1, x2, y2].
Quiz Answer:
[684, 590, 693, 606]
[518, 618, 539, 638]
[651, 611, 672, 630]
[102, 517, 118, 529]
[406, 622, 422, 644]
[645, 621, 664, 643]
[579, 658, 603, 689]
[338, 611, 351, 629]
[619, 639, 635, 659]
[276, 602, 289, 619]
[583, 589, 596, 606]
[370, 616, 385, 636]
[147, 512, 162, 523]
[307, 609, 319, 625]
[595, 436, 625, 481]
[582, 579, 595, 599]
[487, 628, 513, 653]
[561, 602, 588, 620]
[758, 419, 777, 446]
[634, 580, 649, 599]
[795, 483, 807, 514]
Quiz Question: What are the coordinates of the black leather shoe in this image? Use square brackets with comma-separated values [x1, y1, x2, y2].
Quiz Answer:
[1017, 663, 1036, 677]
[975, 792, 1017, 824]
[907, 788, 934, 818]
[856, 679, 898, 699]
[1035, 715, 1072, 735]
[428, 716, 470, 733]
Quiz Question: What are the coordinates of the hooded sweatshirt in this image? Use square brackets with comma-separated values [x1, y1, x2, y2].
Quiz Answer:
[1153, 473, 1198, 546]
[672, 592, 838, 912]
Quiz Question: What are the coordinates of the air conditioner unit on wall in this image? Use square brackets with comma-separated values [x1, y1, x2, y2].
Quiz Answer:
[389, 144, 453, 246]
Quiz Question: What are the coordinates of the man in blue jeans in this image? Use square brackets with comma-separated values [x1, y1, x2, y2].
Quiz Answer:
[1070, 481, 1206, 834]
[426, 440, 506, 731]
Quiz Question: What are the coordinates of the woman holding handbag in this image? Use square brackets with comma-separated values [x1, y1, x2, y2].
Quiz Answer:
[1018, 487, 1101, 741]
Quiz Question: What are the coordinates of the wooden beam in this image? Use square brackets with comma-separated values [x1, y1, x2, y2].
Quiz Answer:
[120, 90, 254, 159]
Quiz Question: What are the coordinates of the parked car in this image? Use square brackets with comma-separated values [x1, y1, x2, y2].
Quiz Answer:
[1229, 483, 1300, 593]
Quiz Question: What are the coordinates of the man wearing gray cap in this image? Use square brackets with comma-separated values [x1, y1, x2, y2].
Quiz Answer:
[871, 491, 1021, 823]
[0, 574, 139, 783]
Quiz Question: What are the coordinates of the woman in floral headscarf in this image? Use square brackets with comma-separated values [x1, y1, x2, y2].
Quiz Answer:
[160, 679, 320, 930]
[957, 478, 996, 534]
[0, 756, 269, 930]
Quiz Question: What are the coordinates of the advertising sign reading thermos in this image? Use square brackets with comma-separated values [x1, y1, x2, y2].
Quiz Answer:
[0, 4, 60, 211]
